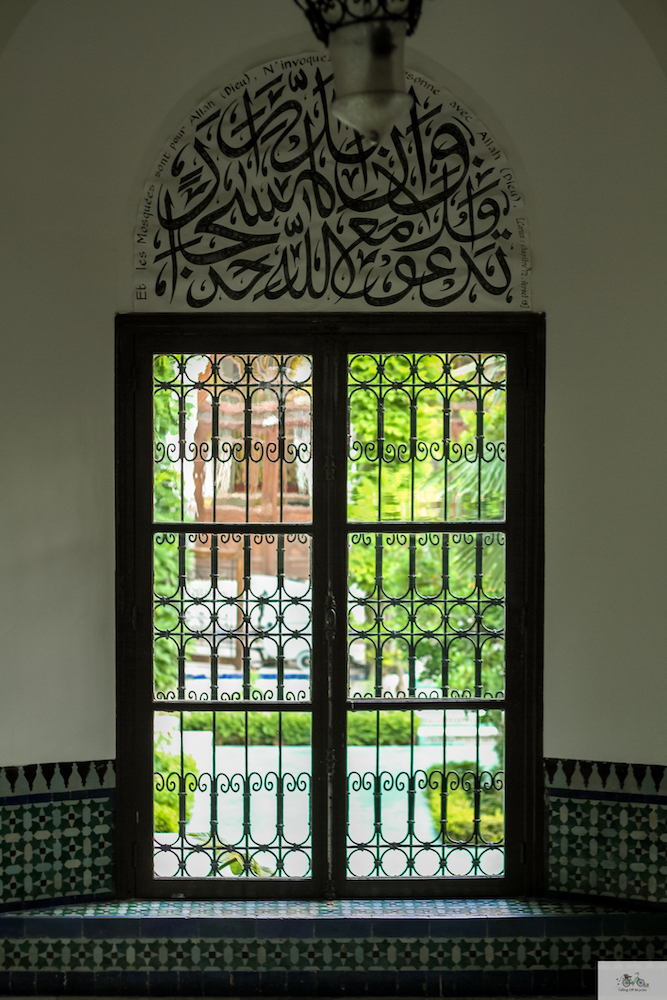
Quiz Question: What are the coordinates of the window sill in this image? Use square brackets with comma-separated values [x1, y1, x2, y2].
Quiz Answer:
[0, 895, 664, 938]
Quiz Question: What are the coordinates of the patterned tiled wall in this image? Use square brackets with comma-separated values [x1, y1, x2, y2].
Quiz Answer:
[0, 761, 115, 911]
[545, 757, 667, 904]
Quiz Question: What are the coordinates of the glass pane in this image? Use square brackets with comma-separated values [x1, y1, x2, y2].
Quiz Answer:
[346, 708, 504, 878]
[154, 710, 312, 878]
[348, 353, 506, 522]
[348, 532, 505, 699]
[154, 353, 312, 523]
[154, 532, 312, 703]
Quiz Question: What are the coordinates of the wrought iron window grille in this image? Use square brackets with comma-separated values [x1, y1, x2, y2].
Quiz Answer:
[115, 313, 545, 899]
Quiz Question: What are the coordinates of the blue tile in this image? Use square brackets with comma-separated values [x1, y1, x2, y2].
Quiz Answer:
[7, 970, 36, 996]
[483, 969, 513, 993]
[367, 969, 398, 996]
[545, 913, 602, 936]
[34, 971, 66, 994]
[229, 969, 262, 993]
[320, 969, 368, 994]
[581, 967, 596, 994]
[555, 967, 594, 995]
[440, 970, 486, 996]
[428, 916, 487, 937]
[598, 912, 629, 935]
[315, 916, 372, 938]
[0, 915, 25, 937]
[490, 914, 546, 936]
[306, 970, 340, 993]
[395, 969, 426, 993]
[177, 969, 203, 996]
[283, 968, 319, 996]
[529, 968, 561, 995]
[256, 916, 314, 939]
[148, 970, 181, 996]
[83, 915, 140, 938]
[200, 916, 256, 938]
[506, 969, 539, 996]
[117, 970, 150, 996]
[422, 970, 442, 997]
[374, 917, 429, 938]
[200, 970, 231, 996]
[625, 911, 667, 934]
[258, 969, 288, 996]
[140, 916, 199, 938]
[93, 970, 133, 995]
[23, 915, 83, 938]
[62, 971, 97, 996]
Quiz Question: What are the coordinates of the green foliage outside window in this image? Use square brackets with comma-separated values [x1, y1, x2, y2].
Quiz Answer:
[347, 353, 506, 522]
[153, 733, 199, 833]
[182, 710, 417, 745]
[345, 711, 419, 745]
[347, 354, 506, 700]
[153, 353, 505, 835]
[348, 534, 505, 698]
[424, 760, 504, 843]
[152, 353, 507, 702]
[183, 711, 312, 745]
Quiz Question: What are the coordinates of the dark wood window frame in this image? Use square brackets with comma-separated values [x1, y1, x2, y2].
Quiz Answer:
[115, 311, 545, 899]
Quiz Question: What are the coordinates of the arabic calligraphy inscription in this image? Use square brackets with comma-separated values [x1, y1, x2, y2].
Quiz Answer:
[134, 55, 530, 312]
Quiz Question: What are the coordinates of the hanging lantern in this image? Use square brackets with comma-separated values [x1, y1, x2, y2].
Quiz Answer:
[293, 0, 423, 143]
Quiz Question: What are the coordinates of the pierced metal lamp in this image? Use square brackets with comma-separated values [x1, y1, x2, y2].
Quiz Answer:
[293, 0, 423, 143]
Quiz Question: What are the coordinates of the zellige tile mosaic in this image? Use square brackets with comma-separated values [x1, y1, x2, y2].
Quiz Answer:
[545, 757, 667, 905]
[0, 760, 115, 909]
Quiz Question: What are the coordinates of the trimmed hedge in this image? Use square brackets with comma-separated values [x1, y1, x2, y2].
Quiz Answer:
[182, 710, 418, 745]
[153, 735, 198, 833]
[424, 761, 504, 842]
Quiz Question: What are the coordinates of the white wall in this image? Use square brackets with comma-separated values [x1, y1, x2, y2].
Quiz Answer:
[0, 0, 665, 765]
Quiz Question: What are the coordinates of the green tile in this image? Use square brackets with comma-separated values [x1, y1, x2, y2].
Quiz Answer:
[132, 939, 160, 971]
[0, 794, 114, 907]
[162, 938, 197, 970]
[548, 793, 667, 903]
[1, 931, 667, 975]
[199, 941, 224, 971]
[3, 940, 31, 970]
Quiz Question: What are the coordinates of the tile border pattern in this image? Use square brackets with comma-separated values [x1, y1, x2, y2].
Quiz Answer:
[544, 758, 667, 797]
[1, 931, 665, 973]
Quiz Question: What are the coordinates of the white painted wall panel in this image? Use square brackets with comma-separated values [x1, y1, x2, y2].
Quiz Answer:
[0, 0, 665, 764]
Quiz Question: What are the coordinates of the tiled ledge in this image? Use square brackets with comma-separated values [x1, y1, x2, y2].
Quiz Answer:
[1, 898, 665, 996]
[1, 896, 666, 939]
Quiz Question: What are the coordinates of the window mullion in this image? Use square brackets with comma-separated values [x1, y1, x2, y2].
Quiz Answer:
[323, 337, 350, 897]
